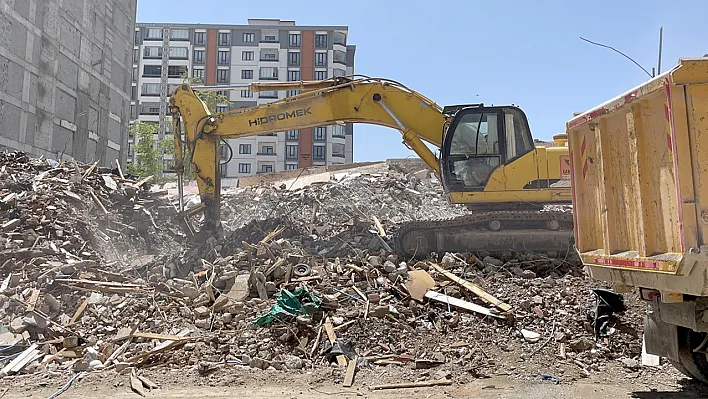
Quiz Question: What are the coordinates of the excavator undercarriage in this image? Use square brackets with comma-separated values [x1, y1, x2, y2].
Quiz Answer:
[392, 206, 575, 259]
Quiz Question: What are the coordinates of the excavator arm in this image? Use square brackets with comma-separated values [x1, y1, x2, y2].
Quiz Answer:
[169, 76, 448, 230]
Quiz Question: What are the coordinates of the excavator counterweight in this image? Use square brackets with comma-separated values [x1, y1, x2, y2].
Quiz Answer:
[169, 75, 573, 257]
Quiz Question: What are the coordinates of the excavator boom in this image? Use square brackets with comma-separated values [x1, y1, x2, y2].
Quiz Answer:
[169, 75, 574, 257]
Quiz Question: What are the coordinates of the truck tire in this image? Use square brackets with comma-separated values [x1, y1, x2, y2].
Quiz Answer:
[676, 327, 708, 384]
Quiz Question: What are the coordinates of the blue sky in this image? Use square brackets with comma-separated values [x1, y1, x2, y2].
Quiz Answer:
[137, 0, 708, 162]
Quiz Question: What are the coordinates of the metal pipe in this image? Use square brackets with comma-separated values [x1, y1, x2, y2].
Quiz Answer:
[377, 100, 407, 131]
[177, 174, 184, 212]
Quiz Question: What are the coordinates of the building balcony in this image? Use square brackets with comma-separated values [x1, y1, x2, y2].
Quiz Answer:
[260, 58, 278, 62]
[257, 152, 277, 156]
[332, 134, 346, 139]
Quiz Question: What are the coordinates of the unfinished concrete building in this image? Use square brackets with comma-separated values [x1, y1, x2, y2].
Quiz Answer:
[0, 0, 137, 166]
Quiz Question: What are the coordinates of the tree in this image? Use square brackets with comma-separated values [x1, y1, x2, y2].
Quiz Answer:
[176, 72, 233, 182]
[126, 121, 173, 181]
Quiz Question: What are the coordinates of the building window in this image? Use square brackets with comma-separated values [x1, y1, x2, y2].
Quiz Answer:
[261, 52, 277, 61]
[143, 65, 161, 77]
[140, 103, 160, 115]
[313, 145, 326, 160]
[241, 70, 253, 79]
[238, 163, 251, 174]
[259, 90, 278, 99]
[334, 50, 346, 64]
[218, 51, 230, 65]
[143, 46, 162, 58]
[146, 28, 163, 40]
[285, 164, 298, 170]
[261, 30, 278, 43]
[218, 32, 231, 46]
[315, 34, 327, 48]
[286, 145, 298, 160]
[333, 69, 346, 77]
[194, 31, 206, 45]
[133, 48, 140, 63]
[332, 143, 345, 158]
[215, 105, 228, 114]
[286, 130, 299, 141]
[288, 51, 300, 66]
[242, 32, 255, 42]
[333, 31, 347, 45]
[192, 68, 205, 81]
[239, 144, 251, 154]
[314, 127, 326, 141]
[220, 163, 228, 177]
[134, 30, 140, 45]
[241, 90, 253, 98]
[170, 29, 189, 40]
[132, 67, 138, 82]
[314, 70, 327, 80]
[193, 50, 205, 63]
[131, 85, 137, 100]
[287, 70, 300, 81]
[259, 67, 278, 80]
[286, 90, 300, 97]
[242, 51, 254, 61]
[168, 65, 187, 78]
[168, 47, 188, 59]
[141, 83, 161, 96]
[289, 34, 301, 47]
[315, 52, 327, 66]
[332, 124, 346, 138]
[217, 69, 229, 83]
[259, 145, 274, 155]
[260, 165, 273, 173]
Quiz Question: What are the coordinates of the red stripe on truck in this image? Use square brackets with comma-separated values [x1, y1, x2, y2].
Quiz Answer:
[592, 257, 660, 270]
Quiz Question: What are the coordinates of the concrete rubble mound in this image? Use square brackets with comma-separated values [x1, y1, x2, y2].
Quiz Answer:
[1, 154, 651, 389]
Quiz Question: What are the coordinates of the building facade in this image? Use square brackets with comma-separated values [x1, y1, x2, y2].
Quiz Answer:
[130, 19, 355, 178]
[0, 0, 137, 166]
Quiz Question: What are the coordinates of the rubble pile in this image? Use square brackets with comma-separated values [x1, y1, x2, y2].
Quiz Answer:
[0, 154, 648, 387]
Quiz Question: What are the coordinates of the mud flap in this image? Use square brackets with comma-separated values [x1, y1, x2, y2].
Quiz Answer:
[644, 301, 680, 362]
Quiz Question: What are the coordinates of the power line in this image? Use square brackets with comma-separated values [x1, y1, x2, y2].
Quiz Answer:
[579, 36, 654, 78]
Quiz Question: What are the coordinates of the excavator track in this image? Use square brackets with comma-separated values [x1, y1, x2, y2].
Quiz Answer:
[392, 209, 575, 259]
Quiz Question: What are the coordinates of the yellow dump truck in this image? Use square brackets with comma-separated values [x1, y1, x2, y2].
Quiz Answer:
[566, 57, 708, 382]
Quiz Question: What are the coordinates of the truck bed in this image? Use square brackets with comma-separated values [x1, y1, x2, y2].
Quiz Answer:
[566, 58, 708, 297]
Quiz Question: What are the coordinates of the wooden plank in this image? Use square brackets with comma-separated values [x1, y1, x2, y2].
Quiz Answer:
[0, 344, 39, 376]
[132, 332, 197, 341]
[343, 355, 358, 387]
[371, 379, 453, 390]
[115, 159, 125, 179]
[67, 297, 89, 326]
[324, 318, 348, 368]
[425, 290, 503, 318]
[26, 289, 40, 311]
[372, 216, 387, 237]
[429, 263, 512, 313]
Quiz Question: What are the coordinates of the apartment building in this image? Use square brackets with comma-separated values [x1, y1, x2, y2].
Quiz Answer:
[130, 19, 356, 178]
[0, 0, 137, 166]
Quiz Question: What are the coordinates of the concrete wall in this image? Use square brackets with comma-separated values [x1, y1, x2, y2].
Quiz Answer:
[0, 0, 137, 167]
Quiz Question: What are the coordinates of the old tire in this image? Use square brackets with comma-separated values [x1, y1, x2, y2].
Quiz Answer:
[676, 327, 708, 383]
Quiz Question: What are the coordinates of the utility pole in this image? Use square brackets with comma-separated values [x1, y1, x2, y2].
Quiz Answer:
[657, 26, 664, 75]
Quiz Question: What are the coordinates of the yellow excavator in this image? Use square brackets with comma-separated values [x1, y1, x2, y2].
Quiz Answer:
[168, 76, 573, 257]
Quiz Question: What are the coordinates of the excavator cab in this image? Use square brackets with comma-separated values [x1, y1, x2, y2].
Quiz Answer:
[440, 105, 537, 196]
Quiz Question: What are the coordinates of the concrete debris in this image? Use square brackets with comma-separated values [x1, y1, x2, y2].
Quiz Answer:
[0, 153, 646, 386]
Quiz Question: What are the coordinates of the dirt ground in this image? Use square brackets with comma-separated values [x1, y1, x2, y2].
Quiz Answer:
[3, 363, 708, 399]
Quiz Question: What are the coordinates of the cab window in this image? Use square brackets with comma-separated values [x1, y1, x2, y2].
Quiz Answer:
[504, 108, 534, 160]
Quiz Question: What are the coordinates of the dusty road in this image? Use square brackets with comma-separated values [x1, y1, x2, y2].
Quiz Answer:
[2, 367, 706, 399]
